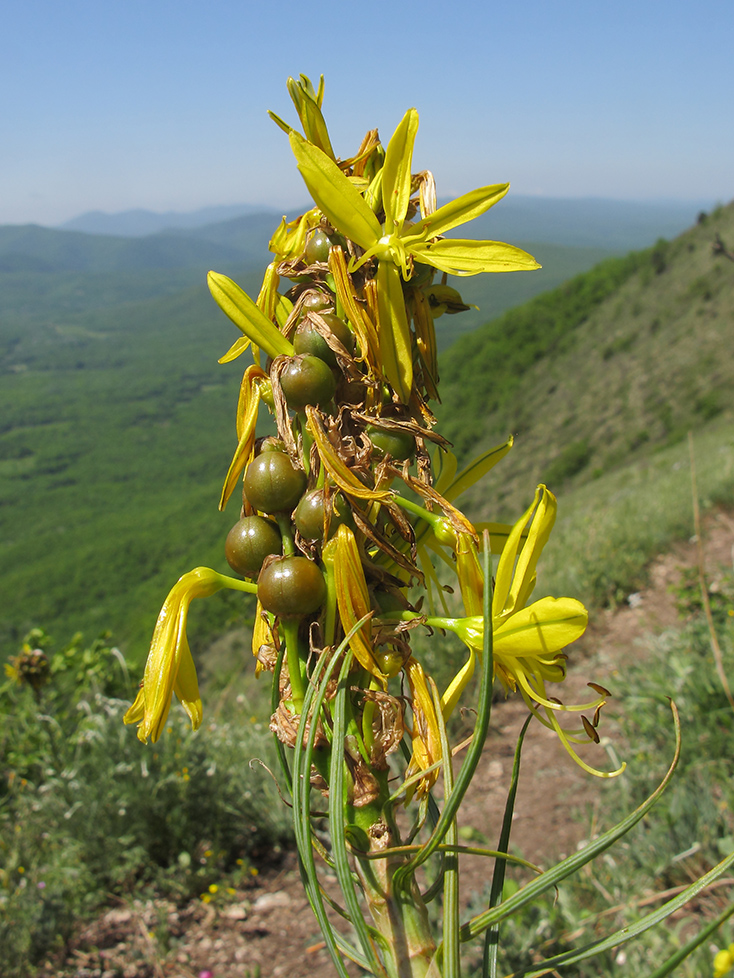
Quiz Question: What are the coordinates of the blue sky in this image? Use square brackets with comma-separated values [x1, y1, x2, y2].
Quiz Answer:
[2, 0, 733, 225]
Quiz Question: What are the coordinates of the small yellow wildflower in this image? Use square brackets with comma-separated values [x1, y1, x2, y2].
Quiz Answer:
[715, 944, 734, 978]
[208, 883, 219, 894]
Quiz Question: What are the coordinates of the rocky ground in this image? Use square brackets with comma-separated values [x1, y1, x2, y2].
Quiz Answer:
[43, 511, 734, 978]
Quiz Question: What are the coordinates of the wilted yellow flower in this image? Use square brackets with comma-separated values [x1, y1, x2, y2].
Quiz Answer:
[124, 568, 256, 743]
[404, 657, 442, 798]
[324, 525, 386, 683]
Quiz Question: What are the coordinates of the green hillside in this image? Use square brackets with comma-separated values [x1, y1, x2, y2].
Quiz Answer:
[438, 201, 734, 519]
[0, 279, 265, 654]
[433, 241, 615, 349]
[1, 203, 731, 660]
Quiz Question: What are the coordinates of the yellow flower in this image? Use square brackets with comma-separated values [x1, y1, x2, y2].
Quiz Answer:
[425, 487, 624, 777]
[288, 111, 538, 400]
[124, 568, 257, 743]
[715, 945, 734, 978]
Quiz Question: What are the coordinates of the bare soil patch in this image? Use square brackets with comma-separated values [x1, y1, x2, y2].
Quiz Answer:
[47, 512, 734, 978]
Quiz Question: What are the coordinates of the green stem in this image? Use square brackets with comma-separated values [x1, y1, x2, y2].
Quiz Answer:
[393, 495, 455, 546]
[276, 514, 296, 557]
[280, 617, 306, 711]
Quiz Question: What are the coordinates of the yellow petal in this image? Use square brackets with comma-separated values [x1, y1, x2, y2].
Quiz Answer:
[127, 568, 224, 744]
[288, 131, 381, 251]
[328, 247, 381, 371]
[455, 533, 484, 617]
[286, 74, 335, 158]
[173, 634, 203, 732]
[407, 238, 540, 276]
[404, 657, 442, 797]
[442, 436, 513, 502]
[219, 365, 268, 511]
[381, 108, 419, 234]
[207, 271, 294, 359]
[376, 261, 413, 401]
[492, 596, 588, 658]
[494, 486, 555, 619]
[402, 183, 509, 241]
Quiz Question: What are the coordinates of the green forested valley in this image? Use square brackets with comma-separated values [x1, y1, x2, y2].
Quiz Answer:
[0, 201, 730, 662]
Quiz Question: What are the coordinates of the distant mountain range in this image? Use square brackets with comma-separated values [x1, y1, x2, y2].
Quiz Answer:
[57, 203, 280, 237]
[49, 196, 719, 251]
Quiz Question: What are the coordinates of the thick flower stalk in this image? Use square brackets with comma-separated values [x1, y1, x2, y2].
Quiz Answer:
[121, 74, 730, 978]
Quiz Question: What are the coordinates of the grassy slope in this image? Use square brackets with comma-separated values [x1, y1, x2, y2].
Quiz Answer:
[438, 202, 734, 521]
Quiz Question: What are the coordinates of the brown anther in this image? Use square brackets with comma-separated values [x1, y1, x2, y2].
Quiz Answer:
[581, 715, 600, 744]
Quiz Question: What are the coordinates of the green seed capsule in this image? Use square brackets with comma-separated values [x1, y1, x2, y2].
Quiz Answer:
[243, 452, 306, 514]
[225, 516, 282, 577]
[366, 424, 416, 461]
[258, 555, 327, 617]
[280, 355, 336, 411]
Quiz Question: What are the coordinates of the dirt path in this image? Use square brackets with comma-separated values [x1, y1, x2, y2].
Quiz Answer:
[49, 512, 734, 978]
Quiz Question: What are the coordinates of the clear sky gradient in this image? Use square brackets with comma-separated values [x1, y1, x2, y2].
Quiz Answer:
[3, 0, 733, 225]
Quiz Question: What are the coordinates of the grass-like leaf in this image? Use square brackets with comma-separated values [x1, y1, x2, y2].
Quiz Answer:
[506, 848, 734, 977]
[483, 714, 533, 978]
[460, 701, 682, 942]
[329, 650, 390, 977]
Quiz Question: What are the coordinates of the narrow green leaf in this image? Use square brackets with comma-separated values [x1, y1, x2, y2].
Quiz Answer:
[394, 534, 494, 890]
[444, 437, 514, 502]
[207, 271, 294, 359]
[408, 239, 540, 276]
[510, 849, 734, 977]
[270, 643, 292, 792]
[431, 678, 460, 978]
[646, 900, 734, 978]
[329, 654, 390, 977]
[376, 261, 413, 401]
[460, 702, 683, 941]
[483, 715, 532, 978]
[289, 132, 382, 251]
[382, 108, 419, 233]
[403, 183, 509, 241]
[291, 648, 356, 978]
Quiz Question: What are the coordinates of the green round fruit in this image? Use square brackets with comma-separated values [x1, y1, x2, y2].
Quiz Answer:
[280, 355, 336, 411]
[294, 314, 355, 368]
[300, 290, 333, 315]
[225, 516, 282, 577]
[257, 555, 327, 617]
[304, 230, 333, 265]
[243, 452, 307, 514]
[366, 424, 416, 461]
[294, 489, 352, 541]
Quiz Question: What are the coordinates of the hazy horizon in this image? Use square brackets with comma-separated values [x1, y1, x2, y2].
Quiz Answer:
[1, 193, 721, 235]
